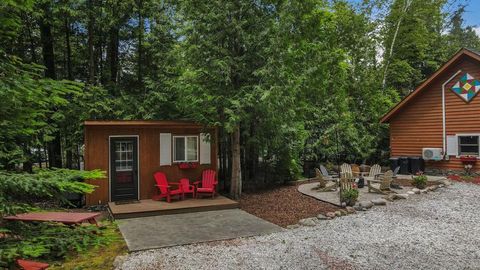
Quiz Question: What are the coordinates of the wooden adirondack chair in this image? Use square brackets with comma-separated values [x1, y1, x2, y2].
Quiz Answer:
[367, 170, 394, 194]
[340, 163, 353, 178]
[339, 175, 356, 203]
[392, 166, 400, 179]
[152, 172, 184, 202]
[320, 165, 338, 180]
[179, 178, 195, 198]
[194, 169, 218, 198]
[351, 164, 361, 177]
[313, 168, 337, 192]
[368, 164, 382, 179]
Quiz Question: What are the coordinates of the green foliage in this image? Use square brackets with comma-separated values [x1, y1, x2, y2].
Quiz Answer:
[0, 169, 105, 216]
[0, 221, 119, 267]
[340, 188, 359, 206]
[412, 174, 428, 189]
[2, 0, 480, 189]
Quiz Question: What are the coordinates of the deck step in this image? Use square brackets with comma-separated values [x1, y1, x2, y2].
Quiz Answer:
[108, 196, 239, 219]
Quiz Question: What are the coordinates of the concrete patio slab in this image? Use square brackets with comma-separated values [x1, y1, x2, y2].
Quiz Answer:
[117, 209, 283, 251]
[298, 174, 447, 206]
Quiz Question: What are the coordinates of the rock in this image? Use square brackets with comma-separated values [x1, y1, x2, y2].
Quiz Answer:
[287, 224, 300, 229]
[420, 189, 428, 194]
[346, 206, 356, 214]
[440, 179, 452, 186]
[383, 194, 396, 201]
[371, 198, 388, 205]
[407, 191, 415, 195]
[113, 255, 127, 268]
[341, 202, 347, 207]
[326, 212, 336, 219]
[439, 184, 445, 188]
[412, 188, 421, 194]
[335, 210, 343, 217]
[339, 209, 348, 216]
[299, 218, 316, 227]
[359, 201, 374, 209]
[395, 194, 409, 199]
[427, 185, 438, 192]
[317, 214, 328, 220]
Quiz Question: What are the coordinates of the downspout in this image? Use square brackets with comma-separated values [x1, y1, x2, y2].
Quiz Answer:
[442, 70, 462, 160]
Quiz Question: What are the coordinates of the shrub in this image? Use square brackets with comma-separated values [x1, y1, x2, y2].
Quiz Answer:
[0, 169, 108, 267]
[340, 188, 359, 206]
[412, 174, 428, 189]
[0, 169, 105, 216]
[0, 221, 119, 267]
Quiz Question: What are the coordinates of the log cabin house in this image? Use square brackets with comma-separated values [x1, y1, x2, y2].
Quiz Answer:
[83, 120, 217, 206]
[381, 48, 480, 173]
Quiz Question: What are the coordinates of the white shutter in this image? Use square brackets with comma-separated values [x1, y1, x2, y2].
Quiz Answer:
[446, 135, 458, 156]
[160, 133, 172, 166]
[199, 133, 211, 164]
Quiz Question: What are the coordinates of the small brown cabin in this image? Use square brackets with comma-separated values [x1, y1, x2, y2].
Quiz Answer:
[381, 48, 480, 173]
[83, 120, 217, 205]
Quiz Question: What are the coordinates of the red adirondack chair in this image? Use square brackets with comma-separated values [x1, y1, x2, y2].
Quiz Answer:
[152, 172, 184, 202]
[194, 169, 218, 198]
[179, 178, 195, 198]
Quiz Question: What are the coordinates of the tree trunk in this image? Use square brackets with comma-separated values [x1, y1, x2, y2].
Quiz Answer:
[64, 16, 73, 80]
[39, 4, 56, 79]
[230, 125, 242, 199]
[137, 0, 144, 85]
[382, 0, 413, 90]
[47, 135, 62, 168]
[39, 2, 62, 168]
[108, 26, 119, 84]
[87, 0, 95, 84]
[25, 14, 37, 63]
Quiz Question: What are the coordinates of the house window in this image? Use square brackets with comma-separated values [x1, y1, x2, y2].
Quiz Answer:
[173, 136, 198, 162]
[458, 135, 479, 156]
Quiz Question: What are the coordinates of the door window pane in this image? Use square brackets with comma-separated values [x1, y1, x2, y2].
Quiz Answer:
[115, 141, 134, 171]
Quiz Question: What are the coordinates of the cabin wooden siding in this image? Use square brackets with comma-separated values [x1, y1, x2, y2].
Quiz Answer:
[388, 54, 480, 171]
[84, 121, 217, 205]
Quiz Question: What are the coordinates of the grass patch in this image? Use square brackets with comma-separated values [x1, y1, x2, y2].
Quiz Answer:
[49, 222, 127, 270]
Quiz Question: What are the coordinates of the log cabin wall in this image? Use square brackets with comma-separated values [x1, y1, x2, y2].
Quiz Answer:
[84, 121, 217, 205]
[388, 54, 480, 171]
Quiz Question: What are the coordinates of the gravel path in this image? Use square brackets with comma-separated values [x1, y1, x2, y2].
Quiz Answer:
[117, 183, 480, 270]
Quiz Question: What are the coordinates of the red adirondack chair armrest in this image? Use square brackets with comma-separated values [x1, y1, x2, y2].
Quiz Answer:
[155, 184, 171, 191]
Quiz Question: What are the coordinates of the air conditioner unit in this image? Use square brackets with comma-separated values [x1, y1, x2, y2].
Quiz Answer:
[422, 148, 443, 161]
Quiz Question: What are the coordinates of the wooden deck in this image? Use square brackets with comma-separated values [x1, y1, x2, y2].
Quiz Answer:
[108, 196, 239, 219]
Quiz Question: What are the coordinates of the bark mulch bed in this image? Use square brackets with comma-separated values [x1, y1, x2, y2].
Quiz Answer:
[239, 182, 340, 228]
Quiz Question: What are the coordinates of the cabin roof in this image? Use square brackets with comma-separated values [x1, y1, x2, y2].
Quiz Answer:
[380, 48, 480, 123]
[84, 120, 205, 127]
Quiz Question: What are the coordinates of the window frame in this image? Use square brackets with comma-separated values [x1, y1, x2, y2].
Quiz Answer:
[172, 135, 199, 162]
[457, 135, 480, 156]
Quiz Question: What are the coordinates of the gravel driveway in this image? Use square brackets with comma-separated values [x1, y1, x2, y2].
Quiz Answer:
[117, 182, 480, 270]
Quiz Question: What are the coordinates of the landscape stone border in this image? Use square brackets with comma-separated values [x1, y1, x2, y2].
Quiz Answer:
[287, 178, 453, 229]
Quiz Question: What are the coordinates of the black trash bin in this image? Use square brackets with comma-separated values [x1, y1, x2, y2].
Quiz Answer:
[409, 157, 425, 174]
[398, 157, 410, 174]
[389, 157, 399, 171]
